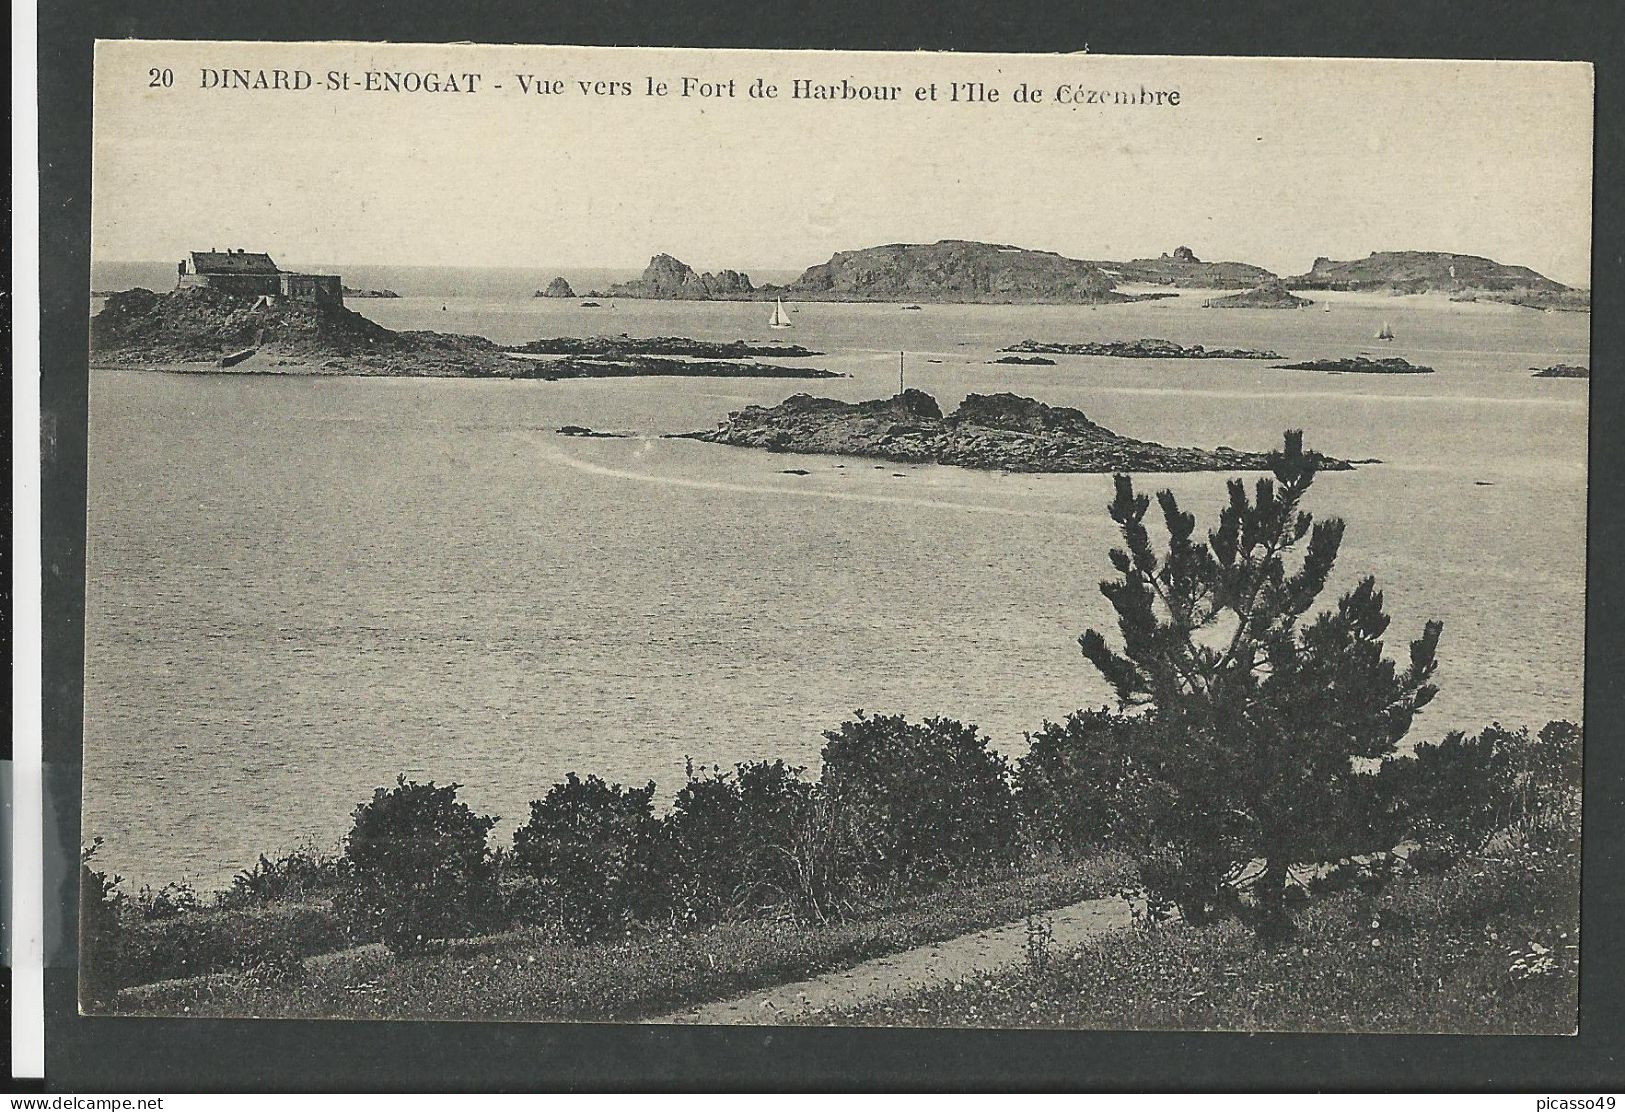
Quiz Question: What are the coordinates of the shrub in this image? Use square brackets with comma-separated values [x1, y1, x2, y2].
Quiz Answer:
[819, 713, 1020, 882]
[110, 903, 348, 988]
[79, 840, 126, 1007]
[219, 844, 346, 909]
[1014, 708, 1158, 851]
[339, 776, 501, 954]
[1381, 720, 1583, 860]
[512, 773, 665, 941]
[664, 759, 824, 922]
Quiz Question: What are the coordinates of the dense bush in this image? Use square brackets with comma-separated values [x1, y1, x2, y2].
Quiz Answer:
[1380, 720, 1582, 859]
[512, 773, 666, 941]
[79, 841, 126, 1007]
[819, 713, 1020, 882]
[339, 777, 501, 954]
[219, 845, 346, 909]
[1014, 709, 1159, 851]
[664, 759, 832, 922]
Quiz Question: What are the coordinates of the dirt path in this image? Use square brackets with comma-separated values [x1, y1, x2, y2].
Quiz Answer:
[655, 895, 1133, 1025]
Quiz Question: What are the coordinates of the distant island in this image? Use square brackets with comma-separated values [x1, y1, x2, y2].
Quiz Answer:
[89, 287, 838, 381]
[535, 277, 576, 298]
[1531, 363, 1589, 379]
[1286, 250, 1586, 309]
[341, 286, 401, 298]
[1275, 356, 1435, 375]
[598, 242, 1220, 305]
[1204, 280, 1314, 310]
[682, 389, 1352, 474]
[989, 355, 1058, 366]
[567, 241, 1581, 308]
[1001, 338, 1281, 360]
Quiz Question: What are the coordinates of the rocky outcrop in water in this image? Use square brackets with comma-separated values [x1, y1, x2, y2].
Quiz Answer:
[989, 355, 1058, 365]
[1204, 280, 1313, 309]
[1531, 363, 1589, 378]
[536, 277, 576, 298]
[341, 286, 401, 298]
[1002, 338, 1281, 360]
[684, 389, 1349, 473]
[605, 254, 757, 299]
[511, 356, 841, 381]
[511, 336, 822, 358]
[1274, 356, 1435, 375]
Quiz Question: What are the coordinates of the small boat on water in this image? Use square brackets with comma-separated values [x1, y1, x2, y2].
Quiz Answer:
[1322, 302, 1332, 313]
[1377, 321, 1395, 341]
[769, 299, 793, 329]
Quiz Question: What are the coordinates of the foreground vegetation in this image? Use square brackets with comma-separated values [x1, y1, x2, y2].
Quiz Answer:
[110, 850, 1135, 1021]
[82, 432, 1583, 1031]
[795, 823, 1579, 1033]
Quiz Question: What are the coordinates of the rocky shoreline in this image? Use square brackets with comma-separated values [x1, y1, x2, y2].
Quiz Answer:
[1001, 338, 1281, 360]
[1531, 363, 1589, 379]
[90, 289, 840, 380]
[682, 389, 1351, 474]
[1274, 356, 1435, 375]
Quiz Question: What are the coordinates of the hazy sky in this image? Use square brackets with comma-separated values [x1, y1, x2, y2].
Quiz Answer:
[93, 43, 1594, 285]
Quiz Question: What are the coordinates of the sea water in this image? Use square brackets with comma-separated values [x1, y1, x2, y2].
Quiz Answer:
[83, 291, 1590, 889]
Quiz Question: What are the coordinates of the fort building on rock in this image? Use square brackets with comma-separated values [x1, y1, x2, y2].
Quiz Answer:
[176, 249, 344, 306]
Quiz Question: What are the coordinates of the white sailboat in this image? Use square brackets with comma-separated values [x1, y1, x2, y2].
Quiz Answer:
[1377, 321, 1395, 341]
[769, 299, 793, 329]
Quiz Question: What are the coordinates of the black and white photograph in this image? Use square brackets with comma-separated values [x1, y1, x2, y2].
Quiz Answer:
[76, 41, 1590, 1034]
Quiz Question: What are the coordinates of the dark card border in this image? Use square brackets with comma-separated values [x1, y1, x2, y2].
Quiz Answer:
[35, 0, 1625, 1091]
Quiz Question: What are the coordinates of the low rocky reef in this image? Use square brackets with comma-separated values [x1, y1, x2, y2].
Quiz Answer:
[1002, 338, 1281, 360]
[341, 286, 402, 298]
[1204, 281, 1314, 310]
[510, 336, 823, 359]
[510, 355, 842, 381]
[681, 389, 1351, 474]
[989, 355, 1058, 366]
[1531, 363, 1589, 379]
[1275, 356, 1435, 375]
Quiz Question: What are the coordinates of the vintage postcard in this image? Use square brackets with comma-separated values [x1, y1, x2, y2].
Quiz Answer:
[80, 41, 1590, 1032]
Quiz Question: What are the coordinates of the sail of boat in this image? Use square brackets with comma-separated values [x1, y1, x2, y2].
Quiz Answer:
[1377, 321, 1394, 341]
[769, 299, 792, 328]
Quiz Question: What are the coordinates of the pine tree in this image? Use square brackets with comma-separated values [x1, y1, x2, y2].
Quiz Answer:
[1079, 431, 1442, 935]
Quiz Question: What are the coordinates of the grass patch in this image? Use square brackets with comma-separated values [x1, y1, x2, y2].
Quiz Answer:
[796, 837, 1578, 1034]
[110, 849, 1137, 1021]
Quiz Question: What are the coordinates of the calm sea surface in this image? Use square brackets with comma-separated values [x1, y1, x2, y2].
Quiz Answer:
[84, 291, 1590, 889]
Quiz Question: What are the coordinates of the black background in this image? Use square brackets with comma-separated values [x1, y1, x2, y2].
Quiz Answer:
[32, 0, 1625, 1091]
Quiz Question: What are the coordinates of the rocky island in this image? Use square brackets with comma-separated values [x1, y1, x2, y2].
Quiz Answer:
[341, 286, 402, 298]
[682, 389, 1351, 474]
[1287, 250, 1585, 309]
[602, 255, 756, 300]
[989, 355, 1058, 366]
[90, 288, 837, 381]
[1204, 280, 1314, 310]
[1274, 356, 1435, 375]
[1001, 338, 1281, 360]
[535, 277, 576, 298]
[1531, 363, 1589, 378]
